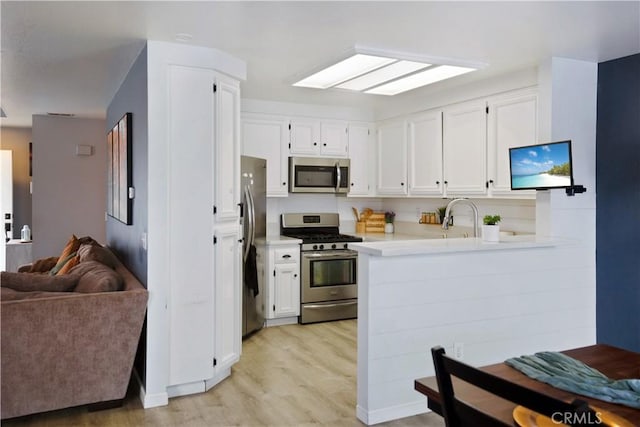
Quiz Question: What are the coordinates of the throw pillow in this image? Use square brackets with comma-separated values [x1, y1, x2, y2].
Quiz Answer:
[57, 255, 80, 275]
[57, 235, 81, 265]
[22, 256, 59, 273]
[0, 271, 79, 292]
[70, 261, 123, 293]
[49, 251, 78, 276]
[77, 244, 117, 268]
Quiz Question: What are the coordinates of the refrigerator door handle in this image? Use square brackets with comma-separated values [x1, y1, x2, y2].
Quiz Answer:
[243, 185, 256, 262]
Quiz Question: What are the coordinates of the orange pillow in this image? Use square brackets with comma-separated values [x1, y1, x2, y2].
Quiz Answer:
[57, 255, 80, 275]
[58, 235, 81, 263]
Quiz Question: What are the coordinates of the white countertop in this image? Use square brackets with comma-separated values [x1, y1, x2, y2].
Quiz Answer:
[350, 234, 559, 257]
[256, 235, 302, 246]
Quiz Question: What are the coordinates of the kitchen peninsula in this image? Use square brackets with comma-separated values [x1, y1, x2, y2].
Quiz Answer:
[351, 235, 596, 425]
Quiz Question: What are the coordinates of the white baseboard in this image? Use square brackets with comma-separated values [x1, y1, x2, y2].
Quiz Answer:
[356, 401, 428, 425]
[265, 316, 298, 327]
[133, 369, 169, 409]
[167, 380, 206, 398]
[204, 368, 231, 391]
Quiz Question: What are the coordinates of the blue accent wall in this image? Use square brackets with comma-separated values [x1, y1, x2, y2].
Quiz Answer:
[596, 53, 640, 352]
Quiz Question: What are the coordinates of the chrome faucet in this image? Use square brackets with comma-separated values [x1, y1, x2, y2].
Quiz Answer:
[442, 198, 479, 238]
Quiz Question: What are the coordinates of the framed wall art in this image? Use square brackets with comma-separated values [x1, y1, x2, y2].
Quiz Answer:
[107, 112, 132, 225]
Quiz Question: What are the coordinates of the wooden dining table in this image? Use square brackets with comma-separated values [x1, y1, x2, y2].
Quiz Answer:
[414, 344, 640, 424]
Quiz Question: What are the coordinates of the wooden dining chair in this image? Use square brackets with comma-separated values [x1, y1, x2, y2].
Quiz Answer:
[431, 346, 598, 427]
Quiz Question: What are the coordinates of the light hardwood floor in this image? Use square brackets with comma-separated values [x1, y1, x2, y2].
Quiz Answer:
[4, 320, 444, 426]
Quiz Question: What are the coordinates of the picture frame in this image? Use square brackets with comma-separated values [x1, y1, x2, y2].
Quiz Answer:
[107, 112, 132, 225]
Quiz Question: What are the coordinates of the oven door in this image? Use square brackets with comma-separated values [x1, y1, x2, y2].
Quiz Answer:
[301, 249, 357, 303]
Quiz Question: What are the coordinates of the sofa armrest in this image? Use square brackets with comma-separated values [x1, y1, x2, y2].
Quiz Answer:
[1, 289, 148, 419]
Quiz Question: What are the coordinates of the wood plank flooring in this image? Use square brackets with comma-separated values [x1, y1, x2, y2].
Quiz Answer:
[3, 319, 444, 426]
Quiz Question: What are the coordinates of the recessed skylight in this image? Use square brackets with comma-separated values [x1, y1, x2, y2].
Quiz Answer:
[293, 54, 395, 89]
[292, 48, 482, 96]
[335, 60, 430, 91]
[364, 65, 476, 96]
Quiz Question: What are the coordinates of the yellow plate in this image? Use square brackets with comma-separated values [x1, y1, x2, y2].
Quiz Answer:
[513, 405, 636, 427]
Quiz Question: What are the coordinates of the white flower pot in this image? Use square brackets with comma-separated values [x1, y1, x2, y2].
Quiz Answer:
[385, 223, 394, 234]
[482, 224, 500, 242]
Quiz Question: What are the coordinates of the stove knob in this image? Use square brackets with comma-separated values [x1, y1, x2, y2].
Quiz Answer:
[331, 244, 337, 249]
[319, 244, 324, 250]
[313, 245, 318, 250]
[343, 243, 348, 249]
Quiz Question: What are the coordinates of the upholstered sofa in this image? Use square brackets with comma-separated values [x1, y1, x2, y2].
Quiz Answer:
[0, 239, 148, 419]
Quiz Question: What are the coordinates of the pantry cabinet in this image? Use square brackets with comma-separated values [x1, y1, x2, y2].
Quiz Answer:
[487, 88, 538, 197]
[442, 100, 488, 196]
[347, 123, 375, 197]
[377, 120, 408, 195]
[163, 63, 242, 391]
[290, 118, 348, 157]
[264, 243, 300, 323]
[241, 114, 289, 197]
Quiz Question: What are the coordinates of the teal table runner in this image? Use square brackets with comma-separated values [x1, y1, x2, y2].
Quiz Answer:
[505, 351, 640, 409]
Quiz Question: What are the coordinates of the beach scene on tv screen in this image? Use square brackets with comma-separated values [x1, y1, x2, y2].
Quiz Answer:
[511, 143, 572, 188]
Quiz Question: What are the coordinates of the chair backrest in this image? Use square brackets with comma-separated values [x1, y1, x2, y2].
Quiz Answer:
[431, 346, 598, 427]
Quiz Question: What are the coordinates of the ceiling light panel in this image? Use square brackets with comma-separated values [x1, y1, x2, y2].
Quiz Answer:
[336, 60, 431, 91]
[293, 54, 396, 89]
[365, 65, 476, 96]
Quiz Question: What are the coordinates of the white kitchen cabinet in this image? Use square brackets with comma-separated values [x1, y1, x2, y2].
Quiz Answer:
[377, 120, 408, 195]
[347, 123, 375, 197]
[265, 243, 300, 323]
[165, 64, 242, 391]
[214, 77, 241, 222]
[443, 100, 488, 196]
[212, 226, 242, 375]
[487, 88, 538, 197]
[408, 110, 443, 196]
[241, 114, 289, 197]
[290, 118, 348, 157]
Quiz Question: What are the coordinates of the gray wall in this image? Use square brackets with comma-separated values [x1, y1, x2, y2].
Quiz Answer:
[0, 127, 32, 238]
[31, 115, 106, 259]
[106, 45, 148, 285]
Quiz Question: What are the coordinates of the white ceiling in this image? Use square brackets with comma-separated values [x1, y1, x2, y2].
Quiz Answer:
[2, 1, 639, 128]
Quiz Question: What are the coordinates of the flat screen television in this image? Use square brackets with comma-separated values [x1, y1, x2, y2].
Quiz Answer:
[509, 140, 574, 190]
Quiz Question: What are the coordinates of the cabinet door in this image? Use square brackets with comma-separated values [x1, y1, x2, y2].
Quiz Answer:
[274, 263, 300, 318]
[167, 65, 215, 386]
[377, 120, 408, 195]
[443, 101, 487, 196]
[290, 118, 320, 155]
[347, 123, 374, 196]
[241, 114, 289, 197]
[408, 111, 443, 195]
[214, 76, 241, 222]
[320, 120, 349, 157]
[214, 226, 242, 372]
[487, 89, 538, 197]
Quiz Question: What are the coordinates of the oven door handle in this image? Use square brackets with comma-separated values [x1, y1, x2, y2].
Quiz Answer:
[335, 161, 341, 193]
[304, 301, 357, 310]
[302, 251, 357, 260]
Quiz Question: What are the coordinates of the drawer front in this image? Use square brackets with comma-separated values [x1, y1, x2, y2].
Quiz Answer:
[273, 247, 300, 264]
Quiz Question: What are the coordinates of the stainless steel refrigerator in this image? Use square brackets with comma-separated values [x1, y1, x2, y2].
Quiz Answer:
[241, 156, 267, 337]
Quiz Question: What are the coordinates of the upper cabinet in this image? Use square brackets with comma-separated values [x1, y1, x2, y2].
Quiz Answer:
[290, 118, 348, 157]
[408, 110, 443, 196]
[347, 123, 375, 197]
[442, 100, 488, 196]
[487, 88, 538, 197]
[241, 114, 289, 197]
[377, 120, 408, 195]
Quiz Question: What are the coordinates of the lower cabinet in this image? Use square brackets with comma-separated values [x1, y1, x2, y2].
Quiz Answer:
[263, 242, 300, 325]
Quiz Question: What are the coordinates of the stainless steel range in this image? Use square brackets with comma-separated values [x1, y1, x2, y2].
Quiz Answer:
[281, 213, 363, 324]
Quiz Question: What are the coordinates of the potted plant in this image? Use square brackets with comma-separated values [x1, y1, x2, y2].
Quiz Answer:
[437, 206, 447, 224]
[482, 215, 501, 242]
[384, 211, 396, 234]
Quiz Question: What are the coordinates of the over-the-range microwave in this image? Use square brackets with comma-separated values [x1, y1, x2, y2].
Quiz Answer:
[289, 157, 350, 194]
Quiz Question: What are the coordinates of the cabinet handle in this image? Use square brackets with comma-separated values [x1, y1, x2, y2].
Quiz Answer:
[313, 142, 318, 146]
[351, 183, 354, 186]
[323, 143, 327, 146]
[401, 182, 405, 186]
[282, 254, 291, 259]
[282, 182, 286, 186]
[436, 180, 440, 185]
[294, 274, 298, 278]
[444, 181, 448, 185]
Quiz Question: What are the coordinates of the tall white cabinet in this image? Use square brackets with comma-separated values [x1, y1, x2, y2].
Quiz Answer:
[145, 41, 245, 406]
